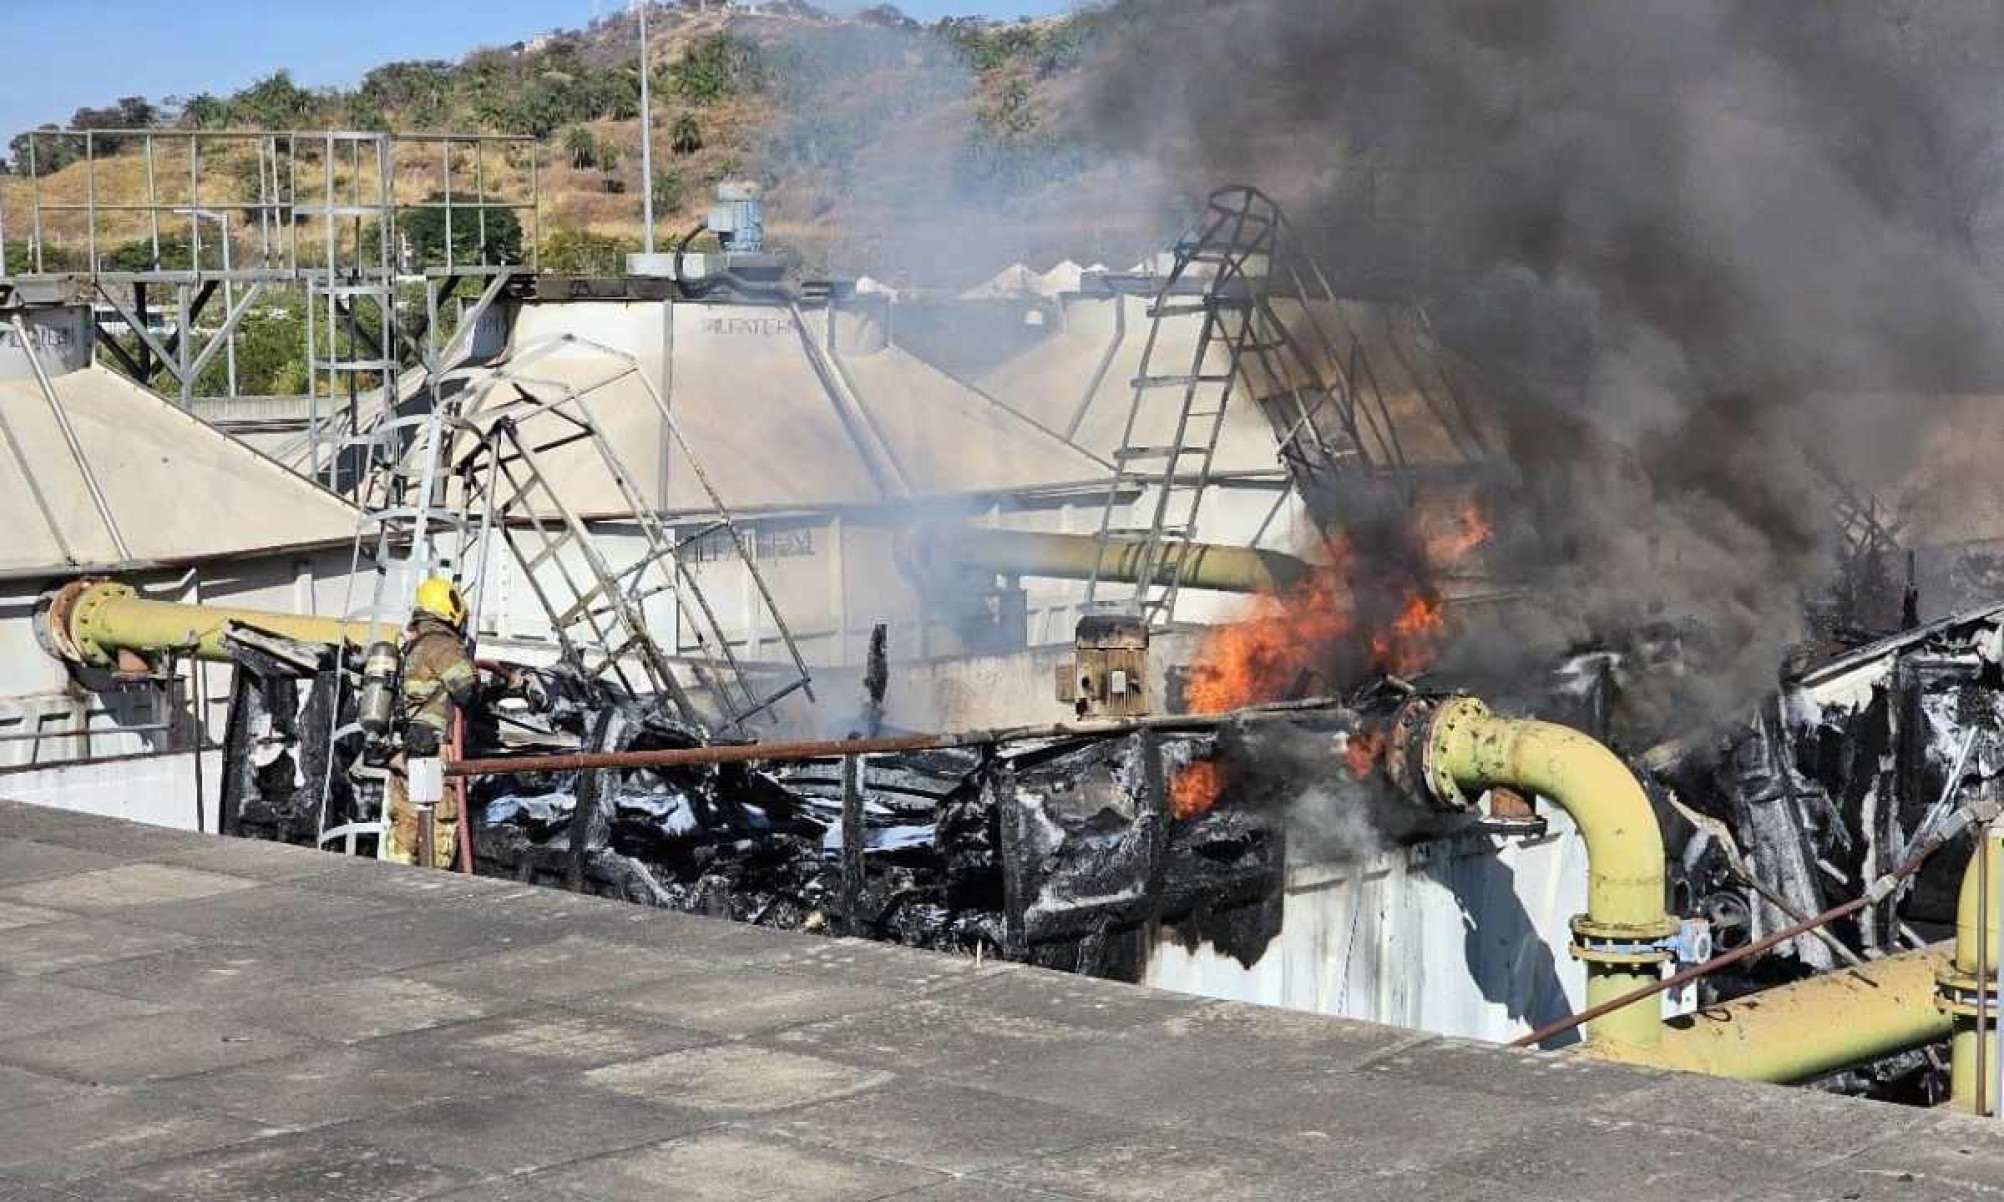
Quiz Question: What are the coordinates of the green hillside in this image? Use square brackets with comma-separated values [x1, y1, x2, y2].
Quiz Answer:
[1, 3, 1164, 284]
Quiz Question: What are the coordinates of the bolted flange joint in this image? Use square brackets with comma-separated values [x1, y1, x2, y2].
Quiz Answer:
[1936, 965, 2001, 1021]
[1385, 693, 1488, 813]
[1570, 913, 1684, 968]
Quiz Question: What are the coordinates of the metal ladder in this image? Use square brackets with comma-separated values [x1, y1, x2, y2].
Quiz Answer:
[309, 285, 518, 855]
[1082, 186, 1415, 624]
[469, 417, 707, 726]
[451, 334, 814, 732]
[305, 277, 403, 493]
[315, 386, 477, 856]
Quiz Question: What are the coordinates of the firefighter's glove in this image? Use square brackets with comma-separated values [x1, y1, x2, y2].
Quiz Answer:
[405, 725, 442, 758]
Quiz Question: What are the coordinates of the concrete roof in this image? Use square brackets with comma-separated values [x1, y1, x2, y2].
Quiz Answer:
[0, 798, 1992, 1199]
[446, 300, 1108, 518]
[0, 366, 358, 573]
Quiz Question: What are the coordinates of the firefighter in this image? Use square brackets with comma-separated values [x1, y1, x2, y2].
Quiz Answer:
[387, 576, 480, 867]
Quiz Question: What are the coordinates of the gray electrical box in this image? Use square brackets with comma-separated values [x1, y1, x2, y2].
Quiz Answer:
[708, 181, 765, 253]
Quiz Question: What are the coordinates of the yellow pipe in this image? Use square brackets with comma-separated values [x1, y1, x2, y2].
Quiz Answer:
[1942, 830, 2004, 1113]
[41, 579, 395, 667]
[1585, 946, 1950, 1083]
[1420, 696, 1677, 1050]
[903, 526, 1314, 595]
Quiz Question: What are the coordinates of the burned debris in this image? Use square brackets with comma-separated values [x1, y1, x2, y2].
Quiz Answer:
[1645, 605, 2004, 982]
[467, 708, 1293, 979]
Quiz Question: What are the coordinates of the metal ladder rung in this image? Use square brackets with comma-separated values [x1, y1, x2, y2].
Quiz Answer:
[1147, 300, 1251, 318]
[1112, 445, 1207, 461]
[1133, 374, 1233, 388]
[520, 536, 579, 573]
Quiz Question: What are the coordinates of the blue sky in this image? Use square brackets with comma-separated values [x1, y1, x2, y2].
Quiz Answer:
[0, 0, 1073, 141]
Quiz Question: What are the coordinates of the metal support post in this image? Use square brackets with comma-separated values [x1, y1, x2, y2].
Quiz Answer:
[191, 656, 207, 834]
[175, 285, 193, 408]
[842, 750, 864, 932]
[415, 802, 436, 871]
[639, 0, 656, 254]
[453, 709, 474, 875]
[12, 313, 130, 559]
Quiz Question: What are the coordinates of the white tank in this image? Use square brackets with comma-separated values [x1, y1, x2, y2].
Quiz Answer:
[0, 304, 92, 379]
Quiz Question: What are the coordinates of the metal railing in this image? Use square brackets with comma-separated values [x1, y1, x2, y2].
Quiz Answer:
[2, 127, 539, 280]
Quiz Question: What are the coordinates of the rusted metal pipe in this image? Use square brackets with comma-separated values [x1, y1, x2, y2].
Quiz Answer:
[445, 696, 1351, 778]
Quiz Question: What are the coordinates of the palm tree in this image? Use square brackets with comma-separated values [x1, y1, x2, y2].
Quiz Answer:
[670, 112, 703, 156]
[563, 124, 598, 170]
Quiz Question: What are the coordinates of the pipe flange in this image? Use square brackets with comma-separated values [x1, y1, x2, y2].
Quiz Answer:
[32, 579, 93, 665]
[1935, 966, 2001, 1018]
[1570, 914, 1680, 966]
[1382, 696, 1431, 800]
[1387, 694, 1485, 813]
[65, 581, 136, 668]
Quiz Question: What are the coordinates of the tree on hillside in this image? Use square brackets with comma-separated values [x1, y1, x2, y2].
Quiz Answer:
[172, 93, 231, 130]
[564, 124, 599, 169]
[598, 142, 625, 193]
[539, 228, 637, 274]
[231, 72, 319, 129]
[6, 126, 76, 175]
[67, 97, 157, 153]
[359, 61, 455, 128]
[670, 112, 703, 155]
[653, 168, 686, 215]
[672, 34, 764, 105]
[374, 194, 524, 268]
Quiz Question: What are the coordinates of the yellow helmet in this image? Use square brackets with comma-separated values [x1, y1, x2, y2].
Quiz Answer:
[414, 576, 468, 629]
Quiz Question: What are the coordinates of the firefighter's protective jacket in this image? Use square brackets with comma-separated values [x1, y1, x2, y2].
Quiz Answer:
[400, 614, 478, 741]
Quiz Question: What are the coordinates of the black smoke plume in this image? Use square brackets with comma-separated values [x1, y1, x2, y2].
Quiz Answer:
[1085, 0, 2004, 709]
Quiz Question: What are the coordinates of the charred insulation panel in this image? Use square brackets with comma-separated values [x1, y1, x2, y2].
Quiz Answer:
[468, 713, 1286, 982]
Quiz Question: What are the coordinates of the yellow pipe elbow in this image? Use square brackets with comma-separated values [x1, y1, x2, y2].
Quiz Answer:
[1417, 696, 1676, 1050]
[1427, 698, 1669, 932]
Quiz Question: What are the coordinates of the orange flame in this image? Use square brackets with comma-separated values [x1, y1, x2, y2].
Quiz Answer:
[1170, 502, 1494, 819]
[1344, 729, 1386, 779]
[1186, 541, 1354, 716]
[1370, 591, 1448, 678]
[1426, 501, 1494, 564]
[1171, 760, 1225, 819]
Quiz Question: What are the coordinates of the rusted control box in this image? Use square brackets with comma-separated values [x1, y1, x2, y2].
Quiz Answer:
[1058, 616, 1150, 718]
